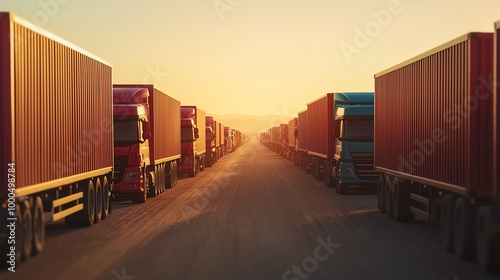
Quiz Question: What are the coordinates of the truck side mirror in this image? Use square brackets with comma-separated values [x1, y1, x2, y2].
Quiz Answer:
[334, 120, 341, 138]
[142, 120, 151, 132]
[194, 127, 199, 139]
[142, 131, 151, 140]
[141, 120, 151, 140]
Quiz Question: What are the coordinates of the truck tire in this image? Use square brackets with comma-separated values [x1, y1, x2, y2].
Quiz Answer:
[101, 177, 110, 220]
[15, 205, 23, 263]
[441, 194, 457, 252]
[384, 175, 393, 218]
[31, 196, 45, 256]
[325, 162, 332, 187]
[67, 180, 96, 226]
[377, 174, 385, 213]
[147, 170, 157, 198]
[206, 154, 212, 168]
[21, 200, 33, 261]
[453, 197, 477, 260]
[392, 180, 413, 222]
[476, 206, 500, 272]
[94, 178, 102, 223]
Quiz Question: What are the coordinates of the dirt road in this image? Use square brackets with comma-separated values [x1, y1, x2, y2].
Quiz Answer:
[2, 141, 496, 280]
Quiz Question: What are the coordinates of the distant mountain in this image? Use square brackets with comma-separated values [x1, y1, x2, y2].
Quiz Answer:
[210, 114, 296, 136]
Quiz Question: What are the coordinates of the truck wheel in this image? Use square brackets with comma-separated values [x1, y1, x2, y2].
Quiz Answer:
[15, 205, 24, 263]
[476, 206, 500, 272]
[384, 175, 393, 218]
[325, 163, 331, 187]
[441, 194, 457, 252]
[377, 174, 385, 213]
[147, 170, 157, 198]
[173, 161, 178, 186]
[206, 154, 212, 167]
[166, 162, 173, 188]
[132, 190, 147, 203]
[31, 196, 45, 256]
[101, 177, 110, 220]
[21, 200, 33, 261]
[392, 180, 413, 222]
[94, 179, 102, 223]
[453, 197, 477, 259]
[200, 155, 205, 171]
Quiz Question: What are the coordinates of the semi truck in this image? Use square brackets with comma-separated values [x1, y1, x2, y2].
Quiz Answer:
[112, 85, 180, 203]
[285, 118, 298, 162]
[181, 106, 206, 177]
[205, 116, 224, 167]
[297, 110, 309, 171]
[307, 92, 377, 194]
[375, 29, 500, 272]
[224, 127, 231, 154]
[0, 12, 113, 264]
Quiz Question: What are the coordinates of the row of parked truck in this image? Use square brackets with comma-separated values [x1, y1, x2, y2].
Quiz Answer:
[261, 92, 377, 194]
[261, 21, 500, 273]
[0, 12, 247, 266]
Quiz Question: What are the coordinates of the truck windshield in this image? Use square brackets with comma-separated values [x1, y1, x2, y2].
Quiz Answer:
[114, 121, 139, 146]
[181, 127, 195, 142]
[343, 119, 374, 141]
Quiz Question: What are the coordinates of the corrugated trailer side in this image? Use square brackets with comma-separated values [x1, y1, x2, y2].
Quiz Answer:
[375, 32, 500, 271]
[297, 110, 308, 151]
[307, 94, 334, 180]
[217, 123, 225, 158]
[306, 93, 334, 158]
[196, 108, 207, 155]
[152, 87, 181, 163]
[288, 118, 297, 148]
[375, 33, 494, 198]
[495, 21, 500, 199]
[1, 12, 113, 263]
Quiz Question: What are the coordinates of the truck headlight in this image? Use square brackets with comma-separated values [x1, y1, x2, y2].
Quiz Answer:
[125, 172, 139, 180]
[342, 167, 353, 174]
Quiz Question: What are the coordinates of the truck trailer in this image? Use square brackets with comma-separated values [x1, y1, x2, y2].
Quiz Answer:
[205, 116, 223, 167]
[113, 85, 180, 203]
[0, 12, 113, 264]
[285, 118, 298, 162]
[307, 92, 377, 194]
[181, 106, 206, 177]
[374, 29, 500, 271]
[297, 110, 309, 171]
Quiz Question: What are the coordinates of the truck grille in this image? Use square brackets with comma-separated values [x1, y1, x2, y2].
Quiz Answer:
[113, 156, 128, 183]
[351, 152, 377, 181]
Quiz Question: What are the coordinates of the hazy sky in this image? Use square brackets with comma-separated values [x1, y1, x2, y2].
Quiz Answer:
[2, 0, 500, 116]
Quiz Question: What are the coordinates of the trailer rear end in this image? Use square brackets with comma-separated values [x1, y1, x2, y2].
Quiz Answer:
[297, 110, 309, 171]
[307, 93, 334, 180]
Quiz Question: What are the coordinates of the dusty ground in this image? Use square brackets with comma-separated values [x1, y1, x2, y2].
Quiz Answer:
[2, 141, 497, 280]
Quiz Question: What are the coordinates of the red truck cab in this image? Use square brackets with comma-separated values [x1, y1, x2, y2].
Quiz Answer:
[180, 106, 206, 177]
[113, 87, 152, 203]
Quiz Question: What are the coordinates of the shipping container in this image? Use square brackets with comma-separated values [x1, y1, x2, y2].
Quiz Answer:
[375, 31, 500, 271]
[0, 12, 113, 263]
[375, 33, 494, 198]
[307, 94, 335, 159]
[297, 110, 309, 171]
